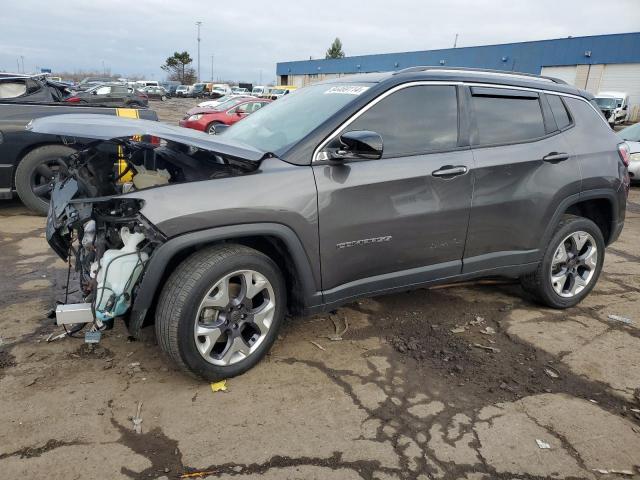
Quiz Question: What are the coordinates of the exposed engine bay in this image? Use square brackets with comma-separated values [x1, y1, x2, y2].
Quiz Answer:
[47, 136, 260, 333]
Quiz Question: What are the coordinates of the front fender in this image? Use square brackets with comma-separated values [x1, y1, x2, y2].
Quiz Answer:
[127, 222, 322, 337]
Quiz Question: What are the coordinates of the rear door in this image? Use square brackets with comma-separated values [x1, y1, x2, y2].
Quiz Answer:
[313, 84, 474, 300]
[463, 86, 580, 272]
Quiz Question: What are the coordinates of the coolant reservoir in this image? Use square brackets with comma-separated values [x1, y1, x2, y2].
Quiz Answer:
[95, 227, 148, 321]
[132, 165, 170, 189]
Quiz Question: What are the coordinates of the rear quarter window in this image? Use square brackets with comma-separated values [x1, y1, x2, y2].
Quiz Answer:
[547, 94, 572, 130]
[471, 92, 546, 145]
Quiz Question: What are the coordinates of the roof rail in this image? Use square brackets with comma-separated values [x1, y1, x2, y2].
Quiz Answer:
[393, 66, 567, 85]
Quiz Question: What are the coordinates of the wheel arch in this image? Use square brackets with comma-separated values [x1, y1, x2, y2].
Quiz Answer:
[12, 141, 75, 188]
[542, 189, 619, 251]
[128, 223, 322, 338]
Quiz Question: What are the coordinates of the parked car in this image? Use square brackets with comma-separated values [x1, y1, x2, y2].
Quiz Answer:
[141, 86, 168, 101]
[268, 85, 297, 99]
[39, 67, 628, 381]
[0, 74, 157, 214]
[251, 85, 267, 97]
[135, 80, 160, 88]
[618, 122, 640, 182]
[197, 94, 253, 109]
[192, 83, 209, 98]
[65, 83, 149, 108]
[75, 76, 113, 91]
[209, 84, 231, 98]
[593, 91, 630, 126]
[179, 98, 271, 134]
[230, 87, 250, 97]
[175, 85, 193, 97]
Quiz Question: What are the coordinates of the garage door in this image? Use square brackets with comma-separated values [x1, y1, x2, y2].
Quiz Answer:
[541, 66, 577, 85]
[599, 63, 640, 120]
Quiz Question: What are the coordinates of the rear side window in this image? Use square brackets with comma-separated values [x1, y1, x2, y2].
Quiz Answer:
[472, 91, 546, 145]
[346, 85, 458, 157]
[547, 95, 572, 130]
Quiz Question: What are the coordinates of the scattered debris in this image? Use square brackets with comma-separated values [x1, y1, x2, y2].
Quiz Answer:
[450, 326, 466, 334]
[480, 326, 496, 335]
[470, 316, 485, 325]
[607, 314, 632, 325]
[25, 376, 41, 387]
[179, 471, 217, 479]
[473, 343, 501, 353]
[544, 366, 560, 379]
[211, 380, 227, 393]
[326, 314, 349, 341]
[46, 331, 67, 342]
[132, 401, 143, 434]
[594, 469, 635, 476]
[309, 341, 326, 351]
[535, 439, 551, 449]
[84, 330, 101, 343]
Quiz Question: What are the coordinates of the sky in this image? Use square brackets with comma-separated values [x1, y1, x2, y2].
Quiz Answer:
[1, 0, 639, 84]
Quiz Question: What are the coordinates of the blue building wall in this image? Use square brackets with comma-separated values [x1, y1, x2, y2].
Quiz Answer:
[276, 32, 640, 76]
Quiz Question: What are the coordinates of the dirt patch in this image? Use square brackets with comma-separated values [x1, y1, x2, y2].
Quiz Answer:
[70, 343, 113, 360]
[0, 439, 81, 460]
[350, 286, 639, 419]
[0, 349, 16, 376]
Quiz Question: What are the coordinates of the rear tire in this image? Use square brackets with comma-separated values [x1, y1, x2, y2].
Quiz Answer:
[15, 144, 76, 215]
[521, 215, 605, 308]
[155, 244, 286, 381]
[206, 121, 224, 135]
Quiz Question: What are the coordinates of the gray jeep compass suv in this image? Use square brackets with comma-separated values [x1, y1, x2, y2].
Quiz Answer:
[36, 67, 630, 380]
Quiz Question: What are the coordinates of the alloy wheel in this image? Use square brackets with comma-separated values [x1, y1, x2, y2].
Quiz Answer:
[549, 231, 598, 298]
[193, 270, 275, 366]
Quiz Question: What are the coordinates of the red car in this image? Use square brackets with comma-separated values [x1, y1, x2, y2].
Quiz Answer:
[179, 98, 271, 134]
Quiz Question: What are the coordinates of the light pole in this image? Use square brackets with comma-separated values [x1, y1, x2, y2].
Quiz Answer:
[20, 56, 25, 73]
[196, 21, 203, 82]
[211, 55, 214, 82]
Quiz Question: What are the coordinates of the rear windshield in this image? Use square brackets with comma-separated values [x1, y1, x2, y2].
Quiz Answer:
[223, 82, 373, 153]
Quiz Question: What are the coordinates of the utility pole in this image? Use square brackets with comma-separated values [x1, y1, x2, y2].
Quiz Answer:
[196, 21, 203, 82]
[211, 55, 214, 82]
[102, 60, 106, 76]
[453, 33, 459, 48]
[20, 56, 25, 73]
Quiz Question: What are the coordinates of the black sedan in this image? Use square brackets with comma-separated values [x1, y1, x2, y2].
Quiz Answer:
[65, 83, 148, 108]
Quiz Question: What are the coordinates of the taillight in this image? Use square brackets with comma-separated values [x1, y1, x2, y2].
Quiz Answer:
[618, 142, 630, 167]
[65, 96, 81, 103]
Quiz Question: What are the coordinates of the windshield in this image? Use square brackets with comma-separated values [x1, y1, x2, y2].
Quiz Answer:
[223, 82, 374, 153]
[620, 122, 640, 142]
[214, 97, 247, 111]
[271, 89, 286, 95]
[594, 97, 620, 109]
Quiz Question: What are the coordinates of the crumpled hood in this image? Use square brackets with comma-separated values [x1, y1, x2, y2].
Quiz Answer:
[186, 106, 225, 116]
[27, 113, 266, 161]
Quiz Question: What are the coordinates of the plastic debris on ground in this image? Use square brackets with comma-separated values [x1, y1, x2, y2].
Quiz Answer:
[132, 401, 143, 434]
[535, 439, 551, 449]
[607, 314, 632, 325]
[480, 326, 496, 335]
[211, 380, 227, 392]
[450, 326, 466, 334]
[473, 343, 501, 353]
[309, 341, 326, 351]
[179, 471, 218, 479]
[544, 366, 560, 379]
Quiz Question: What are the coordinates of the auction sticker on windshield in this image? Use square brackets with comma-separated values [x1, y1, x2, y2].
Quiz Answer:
[324, 86, 370, 95]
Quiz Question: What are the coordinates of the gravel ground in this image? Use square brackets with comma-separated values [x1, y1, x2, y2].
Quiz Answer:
[0, 117, 639, 478]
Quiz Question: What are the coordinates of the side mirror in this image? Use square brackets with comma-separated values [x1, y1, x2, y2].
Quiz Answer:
[92, 91, 97, 95]
[330, 130, 383, 161]
[623, 105, 628, 111]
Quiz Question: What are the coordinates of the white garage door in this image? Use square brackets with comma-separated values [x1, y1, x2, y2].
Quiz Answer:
[599, 63, 640, 120]
[541, 66, 577, 85]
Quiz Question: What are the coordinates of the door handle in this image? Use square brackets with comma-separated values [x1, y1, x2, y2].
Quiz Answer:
[432, 165, 468, 177]
[543, 152, 570, 162]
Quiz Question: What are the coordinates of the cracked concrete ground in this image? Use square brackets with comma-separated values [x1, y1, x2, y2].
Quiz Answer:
[1, 177, 639, 479]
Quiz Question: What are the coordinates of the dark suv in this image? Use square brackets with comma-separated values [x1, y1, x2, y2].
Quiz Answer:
[36, 67, 630, 380]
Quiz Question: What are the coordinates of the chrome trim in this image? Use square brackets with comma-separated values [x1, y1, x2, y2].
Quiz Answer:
[312, 81, 609, 162]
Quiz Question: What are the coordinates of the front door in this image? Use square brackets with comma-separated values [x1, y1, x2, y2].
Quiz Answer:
[313, 84, 474, 301]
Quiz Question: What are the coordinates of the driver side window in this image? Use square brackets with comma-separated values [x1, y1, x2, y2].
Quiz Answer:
[344, 85, 458, 158]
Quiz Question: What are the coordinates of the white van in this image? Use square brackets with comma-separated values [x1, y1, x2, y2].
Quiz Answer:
[593, 91, 630, 126]
[135, 80, 160, 88]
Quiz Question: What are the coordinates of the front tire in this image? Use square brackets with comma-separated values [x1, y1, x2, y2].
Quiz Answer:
[521, 215, 605, 308]
[155, 244, 286, 381]
[15, 144, 76, 215]
[206, 121, 224, 135]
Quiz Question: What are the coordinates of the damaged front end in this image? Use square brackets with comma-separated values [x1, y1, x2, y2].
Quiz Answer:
[38, 114, 265, 334]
